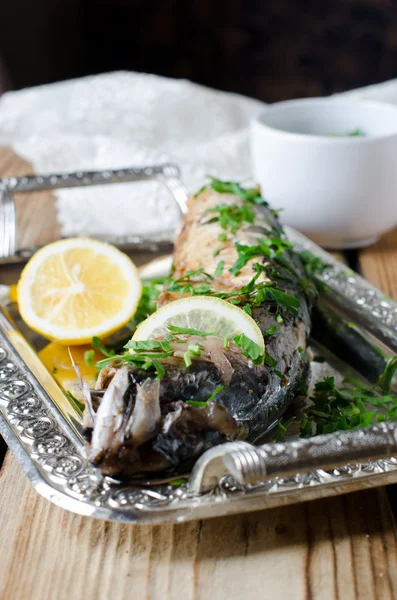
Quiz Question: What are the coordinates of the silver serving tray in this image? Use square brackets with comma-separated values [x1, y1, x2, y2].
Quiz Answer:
[2, 167, 397, 523]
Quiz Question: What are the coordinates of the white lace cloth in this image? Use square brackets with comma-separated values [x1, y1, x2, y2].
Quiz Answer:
[0, 71, 396, 237]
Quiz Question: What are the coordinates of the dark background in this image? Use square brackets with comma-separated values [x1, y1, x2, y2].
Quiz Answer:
[1, 0, 397, 100]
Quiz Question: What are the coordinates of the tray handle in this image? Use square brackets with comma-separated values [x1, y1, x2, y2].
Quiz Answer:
[189, 422, 397, 493]
[0, 163, 189, 260]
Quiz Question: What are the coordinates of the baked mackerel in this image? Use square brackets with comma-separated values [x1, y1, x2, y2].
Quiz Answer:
[83, 180, 312, 477]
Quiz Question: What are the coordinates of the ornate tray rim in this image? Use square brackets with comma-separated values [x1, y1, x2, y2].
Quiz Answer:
[2, 226, 397, 523]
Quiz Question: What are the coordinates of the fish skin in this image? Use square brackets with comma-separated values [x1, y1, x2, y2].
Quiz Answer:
[84, 186, 312, 477]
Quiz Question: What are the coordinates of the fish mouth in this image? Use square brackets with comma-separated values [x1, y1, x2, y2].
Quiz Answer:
[84, 343, 256, 478]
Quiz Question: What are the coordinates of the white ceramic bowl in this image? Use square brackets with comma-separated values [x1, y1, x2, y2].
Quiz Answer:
[250, 98, 397, 248]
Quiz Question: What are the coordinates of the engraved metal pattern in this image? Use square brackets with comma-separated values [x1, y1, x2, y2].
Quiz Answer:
[286, 226, 397, 341]
[2, 232, 397, 521]
[2, 317, 397, 523]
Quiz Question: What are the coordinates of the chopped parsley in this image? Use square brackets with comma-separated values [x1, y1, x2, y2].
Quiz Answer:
[233, 333, 264, 365]
[186, 384, 225, 407]
[264, 352, 278, 368]
[183, 343, 204, 367]
[264, 326, 278, 336]
[205, 203, 255, 233]
[215, 260, 225, 277]
[208, 176, 268, 205]
[64, 390, 85, 414]
[229, 237, 292, 275]
[84, 349, 95, 368]
[378, 356, 397, 394]
[242, 304, 252, 316]
[128, 279, 164, 333]
[208, 384, 225, 401]
[169, 477, 188, 487]
[278, 356, 397, 440]
[92, 336, 116, 359]
[165, 269, 214, 296]
[186, 400, 208, 408]
[299, 250, 330, 278]
[167, 325, 214, 337]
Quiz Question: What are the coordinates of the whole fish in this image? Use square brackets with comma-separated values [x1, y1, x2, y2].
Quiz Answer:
[83, 180, 313, 478]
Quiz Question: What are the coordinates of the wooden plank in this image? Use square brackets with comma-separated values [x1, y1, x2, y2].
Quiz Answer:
[1, 147, 397, 600]
[0, 146, 59, 250]
[1, 451, 397, 600]
[359, 228, 397, 299]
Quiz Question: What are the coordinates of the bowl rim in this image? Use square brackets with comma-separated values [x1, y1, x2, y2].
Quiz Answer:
[251, 97, 397, 143]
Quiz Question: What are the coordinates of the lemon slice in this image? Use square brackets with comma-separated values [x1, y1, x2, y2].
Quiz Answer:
[17, 238, 142, 345]
[132, 295, 265, 351]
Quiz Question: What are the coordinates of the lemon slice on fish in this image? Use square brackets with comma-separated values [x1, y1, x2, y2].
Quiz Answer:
[132, 295, 265, 352]
[17, 238, 142, 345]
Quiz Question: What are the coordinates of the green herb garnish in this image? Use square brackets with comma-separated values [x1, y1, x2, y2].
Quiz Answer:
[64, 390, 85, 414]
[264, 326, 278, 336]
[242, 304, 252, 316]
[205, 203, 255, 233]
[186, 384, 225, 407]
[128, 279, 164, 333]
[230, 237, 292, 275]
[92, 336, 116, 359]
[276, 359, 397, 440]
[378, 356, 397, 394]
[169, 477, 188, 487]
[264, 352, 278, 368]
[183, 343, 203, 367]
[186, 400, 208, 408]
[215, 260, 225, 277]
[165, 269, 214, 296]
[84, 349, 95, 368]
[208, 384, 225, 401]
[233, 333, 264, 365]
[208, 176, 268, 205]
[167, 325, 214, 337]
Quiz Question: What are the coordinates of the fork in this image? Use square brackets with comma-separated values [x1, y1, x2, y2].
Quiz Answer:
[0, 187, 16, 259]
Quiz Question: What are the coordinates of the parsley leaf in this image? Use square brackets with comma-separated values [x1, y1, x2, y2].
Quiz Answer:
[64, 390, 85, 414]
[92, 336, 116, 358]
[378, 356, 397, 394]
[229, 236, 292, 275]
[186, 384, 225, 408]
[208, 384, 225, 401]
[186, 400, 208, 408]
[215, 260, 225, 277]
[208, 177, 268, 205]
[84, 349, 95, 368]
[128, 279, 163, 333]
[167, 325, 214, 337]
[233, 333, 264, 365]
[242, 304, 252, 316]
[205, 203, 255, 233]
[264, 326, 278, 336]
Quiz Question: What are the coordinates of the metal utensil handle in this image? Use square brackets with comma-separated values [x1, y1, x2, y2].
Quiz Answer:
[0, 163, 180, 193]
[223, 422, 397, 485]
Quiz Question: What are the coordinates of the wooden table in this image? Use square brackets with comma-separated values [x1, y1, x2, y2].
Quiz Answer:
[1, 148, 397, 600]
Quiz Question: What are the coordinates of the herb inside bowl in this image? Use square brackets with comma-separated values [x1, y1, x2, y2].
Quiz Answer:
[329, 128, 366, 137]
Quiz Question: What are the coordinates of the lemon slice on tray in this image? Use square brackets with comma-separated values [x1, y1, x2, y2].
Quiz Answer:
[132, 295, 265, 352]
[17, 238, 142, 345]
